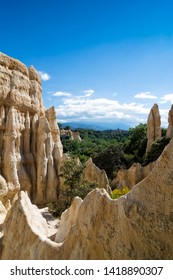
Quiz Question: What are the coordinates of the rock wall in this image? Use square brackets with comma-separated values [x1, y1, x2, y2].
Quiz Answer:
[2, 137, 173, 259]
[146, 103, 161, 153]
[112, 161, 155, 189]
[0, 53, 63, 206]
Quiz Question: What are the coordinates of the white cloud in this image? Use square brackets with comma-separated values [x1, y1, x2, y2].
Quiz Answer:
[134, 91, 158, 99]
[56, 95, 150, 126]
[53, 91, 72, 97]
[160, 93, 173, 104]
[83, 89, 95, 94]
[38, 71, 50, 81]
[82, 89, 95, 97]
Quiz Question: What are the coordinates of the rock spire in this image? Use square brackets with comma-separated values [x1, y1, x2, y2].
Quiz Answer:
[146, 103, 161, 153]
[0, 52, 63, 205]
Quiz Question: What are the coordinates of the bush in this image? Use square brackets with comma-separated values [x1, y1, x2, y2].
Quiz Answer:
[110, 187, 130, 199]
[92, 144, 127, 179]
[57, 157, 98, 215]
[144, 136, 170, 165]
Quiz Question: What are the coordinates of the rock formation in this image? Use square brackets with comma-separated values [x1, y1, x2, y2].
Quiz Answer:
[166, 104, 173, 139]
[146, 103, 161, 153]
[60, 129, 82, 142]
[84, 158, 110, 193]
[2, 136, 173, 259]
[112, 161, 155, 189]
[0, 52, 63, 206]
[1, 53, 173, 260]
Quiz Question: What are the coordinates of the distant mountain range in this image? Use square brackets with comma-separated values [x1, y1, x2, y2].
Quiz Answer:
[60, 122, 130, 131]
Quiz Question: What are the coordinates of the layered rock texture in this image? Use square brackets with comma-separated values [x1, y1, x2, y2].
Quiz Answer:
[112, 162, 155, 189]
[0, 53, 63, 206]
[146, 103, 161, 153]
[1, 137, 173, 259]
[1, 53, 173, 260]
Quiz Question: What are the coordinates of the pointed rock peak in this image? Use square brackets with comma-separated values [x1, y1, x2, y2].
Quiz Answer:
[146, 103, 161, 153]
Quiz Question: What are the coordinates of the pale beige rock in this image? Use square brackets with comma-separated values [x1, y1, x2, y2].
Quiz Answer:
[1, 191, 61, 259]
[36, 115, 59, 204]
[55, 197, 82, 243]
[0, 202, 7, 226]
[2, 137, 173, 259]
[166, 104, 173, 139]
[84, 158, 110, 193]
[0, 53, 63, 205]
[146, 103, 161, 153]
[112, 161, 155, 189]
[0, 175, 8, 200]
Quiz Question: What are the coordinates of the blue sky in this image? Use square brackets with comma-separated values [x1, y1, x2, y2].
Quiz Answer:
[1, 0, 173, 128]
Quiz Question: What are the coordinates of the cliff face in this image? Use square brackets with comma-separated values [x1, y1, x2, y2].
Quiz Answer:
[2, 137, 173, 259]
[1, 53, 173, 260]
[0, 53, 63, 205]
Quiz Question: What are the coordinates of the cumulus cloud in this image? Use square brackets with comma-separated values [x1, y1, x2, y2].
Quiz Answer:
[82, 89, 95, 97]
[38, 71, 50, 81]
[134, 91, 158, 99]
[56, 95, 150, 126]
[53, 91, 72, 97]
[160, 93, 173, 104]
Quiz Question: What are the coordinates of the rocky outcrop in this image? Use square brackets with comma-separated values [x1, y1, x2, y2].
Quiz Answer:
[55, 197, 82, 243]
[60, 129, 82, 142]
[83, 158, 110, 193]
[112, 161, 155, 189]
[146, 103, 161, 153]
[0, 52, 63, 206]
[166, 104, 173, 139]
[2, 137, 173, 259]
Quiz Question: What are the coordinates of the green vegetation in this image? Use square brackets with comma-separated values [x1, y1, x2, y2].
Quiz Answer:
[49, 123, 170, 216]
[111, 187, 130, 199]
[61, 157, 98, 200]
[60, 123, 169, 180]
[48, 157, 98, 217]
[144, 136, 170, 165]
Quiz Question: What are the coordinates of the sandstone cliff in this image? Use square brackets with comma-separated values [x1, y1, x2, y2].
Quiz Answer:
[146, 103, 161, 153]
[0, 53, 63, 206]
[1, 137, 173, 259]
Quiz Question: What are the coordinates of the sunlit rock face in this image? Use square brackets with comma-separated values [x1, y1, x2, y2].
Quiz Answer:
[146, 103, 161, 153]
[2, 138, 173, 259]
[83, 158, 110, 192]
[1, 53, 173, 260]
[112, 161, 156, 189]
[0, 52, 63, 206]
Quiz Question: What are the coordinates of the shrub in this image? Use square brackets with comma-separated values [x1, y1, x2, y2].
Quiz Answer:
[144, 136, 170, 165]
[110, 187, 130, 199]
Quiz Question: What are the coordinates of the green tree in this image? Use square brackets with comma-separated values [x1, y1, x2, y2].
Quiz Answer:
[144, 136, 170, 165]
[61, 157, 98, 204]
[124, 123, 147, 162]
[92, 144, 127, 179]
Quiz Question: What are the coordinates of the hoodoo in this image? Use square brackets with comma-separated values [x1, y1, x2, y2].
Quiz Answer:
[0, 52, 63, 205]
